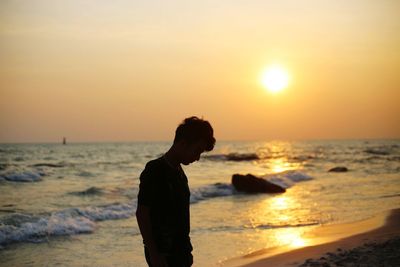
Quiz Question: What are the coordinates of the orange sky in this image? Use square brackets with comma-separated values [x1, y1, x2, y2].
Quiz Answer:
[1, 0, 399, 143]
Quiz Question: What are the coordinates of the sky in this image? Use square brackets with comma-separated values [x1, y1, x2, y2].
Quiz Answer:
[1, 0, 399, 143]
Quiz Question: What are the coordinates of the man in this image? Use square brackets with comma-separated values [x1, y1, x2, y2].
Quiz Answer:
[136, 116, 216, 267]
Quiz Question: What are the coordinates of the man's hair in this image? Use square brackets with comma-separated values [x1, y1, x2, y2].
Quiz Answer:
[174, 116, 216, 151]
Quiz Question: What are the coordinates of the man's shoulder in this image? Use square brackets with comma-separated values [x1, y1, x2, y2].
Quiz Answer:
[141, 156, 169, 177]
[145, 156, 166, 170]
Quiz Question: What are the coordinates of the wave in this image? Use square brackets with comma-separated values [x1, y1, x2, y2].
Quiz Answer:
[290, 155, 316, 161]
[68, 187, 104, 196]
[380, 193, 400, 199]
[203, 153, 259, 161]
[72, 201, 136, 221]
[194, 221, 319, 233]
[77, 171, 96, 177]
[14, 157, 25, 162]
[0, 201, 137, 247]
[190, 171, 312, 202]
[249, 221, 319, 230]
[31, 163, 65, 168]
[203, 152, 317, 162]
[0, 164, 8, 171]
[190, 183, 234, 203]
[354, 155, 400, 164]
[0, 171, 312, 246]
[261, 170, 313, 189]
[363, 144, 400, 156]
[0, 171, 45, 182]
[1, 182, 243, 247]
[364, 148, 390, 156]
[387, 156, 400, 162]
[0, 212, 95, 246]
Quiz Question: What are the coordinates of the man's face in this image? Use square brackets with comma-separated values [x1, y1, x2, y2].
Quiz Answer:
[180, 140, 207, 165]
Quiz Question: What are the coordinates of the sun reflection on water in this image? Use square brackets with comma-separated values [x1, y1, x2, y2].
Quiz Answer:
[270, 196, 311, 248]
[274, 228, 310, 248]
[243, 142, 317, 252]
[270, 195, 291, 210]
[256, 142, 303, 173]
[247, 192, 315, 251]
[270, 158, 301, 173]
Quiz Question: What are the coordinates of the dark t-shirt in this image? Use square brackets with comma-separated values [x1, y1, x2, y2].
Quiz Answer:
[137, 156, 192, 254]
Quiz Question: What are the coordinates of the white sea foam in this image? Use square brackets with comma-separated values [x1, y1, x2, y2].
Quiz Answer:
[74, 201, 137, 221]
[0, 201, 138, 246]
[190, 171, 312, 202]
[262, 170, 313, 189]
[190, 183, 234, 203]
[0, 213, 95, 246]
[1, 185, 251, 247]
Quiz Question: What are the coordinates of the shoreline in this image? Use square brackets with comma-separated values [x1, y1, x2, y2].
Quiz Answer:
[224, 208, 400, 267]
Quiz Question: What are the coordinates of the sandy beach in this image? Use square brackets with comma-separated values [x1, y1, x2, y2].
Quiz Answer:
[230, 208, 400, 267]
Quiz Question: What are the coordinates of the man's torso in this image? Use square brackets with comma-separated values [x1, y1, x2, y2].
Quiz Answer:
[138, 156, 191, 253]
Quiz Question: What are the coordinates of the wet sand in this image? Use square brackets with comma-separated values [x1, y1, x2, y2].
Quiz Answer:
[228, 208, 400, 267]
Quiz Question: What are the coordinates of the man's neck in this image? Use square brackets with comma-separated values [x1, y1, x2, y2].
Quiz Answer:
[164, 148, 181, 169]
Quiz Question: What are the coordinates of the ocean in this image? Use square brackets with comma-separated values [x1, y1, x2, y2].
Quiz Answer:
[0, 140, 399, 266]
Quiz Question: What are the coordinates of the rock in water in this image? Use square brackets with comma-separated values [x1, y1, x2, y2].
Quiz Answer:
[231, 174, 286, 193]
[328, 167, 349, 172]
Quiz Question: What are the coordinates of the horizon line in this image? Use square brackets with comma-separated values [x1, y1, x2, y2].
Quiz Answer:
[1, 137, 399, 145]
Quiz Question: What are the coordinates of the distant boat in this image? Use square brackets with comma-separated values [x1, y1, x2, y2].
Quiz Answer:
[63, 137, 66, 145]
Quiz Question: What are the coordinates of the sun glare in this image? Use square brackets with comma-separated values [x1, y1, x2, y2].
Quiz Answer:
[261, 65, 290, 93]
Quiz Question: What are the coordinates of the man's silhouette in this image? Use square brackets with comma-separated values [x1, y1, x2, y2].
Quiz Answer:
[136, 116, 215, 267]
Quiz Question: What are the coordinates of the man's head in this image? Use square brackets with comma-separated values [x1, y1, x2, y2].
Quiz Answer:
[173, 116, 215, 165]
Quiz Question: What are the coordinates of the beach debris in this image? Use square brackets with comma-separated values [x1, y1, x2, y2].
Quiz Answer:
[328, 167, 349, 172]
[231, 173, 286, 193]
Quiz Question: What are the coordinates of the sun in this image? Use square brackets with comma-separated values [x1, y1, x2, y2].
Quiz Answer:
[261, 65, 290, 93]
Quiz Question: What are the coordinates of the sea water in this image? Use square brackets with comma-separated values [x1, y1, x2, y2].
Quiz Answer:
[0, 140, 399, 266]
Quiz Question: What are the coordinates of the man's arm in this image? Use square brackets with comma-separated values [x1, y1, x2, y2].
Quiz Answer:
[136, 204, 168, 267]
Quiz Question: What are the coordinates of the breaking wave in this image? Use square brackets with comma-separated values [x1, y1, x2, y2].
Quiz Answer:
[0, 170, 312, 247]
[190, 183, 234, 203]
[0, 201, 137, 247]
[0, 212, 95, 246]
[262, 170, 313, 189]
[190, 171, 312, 202]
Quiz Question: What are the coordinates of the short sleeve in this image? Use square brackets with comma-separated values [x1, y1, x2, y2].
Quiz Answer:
[137, 162, 157, 206]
